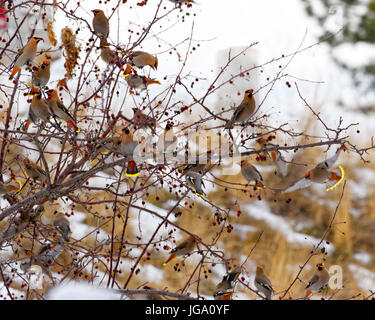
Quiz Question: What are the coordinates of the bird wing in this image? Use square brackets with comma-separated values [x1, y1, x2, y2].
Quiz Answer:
[316, 151, 341, 170]
[56, 101, 75, 122]
[306, 274, 319, 289]
[230, 102, 247, 123]
[282, 177, 313, 193]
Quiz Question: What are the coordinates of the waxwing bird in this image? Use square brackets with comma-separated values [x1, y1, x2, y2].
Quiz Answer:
[282, 145, 346, 193]
[118, 126, 138, 158]
[53, 215, 71, 243]
[89, 134, 123, 164]
[31, 59, 51, 88]
[254, 266, 274, 300]
[127, 51, 158, 70]
[224, 89, 256, 129]
[46, 89, 80, 132]
[92, 9, 109, 38]
[213, 267, 242, 300]
[304, 262, 330, 300]
[126, 160, 140, 177]
[269, 149, 288, 177]
[240, 159, 264, 189]
[181, 150, 212, 177]
[23, 157, 48, 185]
[125, 74, 161, 91]
[99, 38, 129, 73]
[23, 89, 51, 131]
[9, 36, 44, 81]
[22, 240, 64, 279]
[132, 107, 157, 133]
[185, 171, 206, 197]
[163, 235, 199, 266]
[157, 121, 177, 154]
[0, 180, 22, 196]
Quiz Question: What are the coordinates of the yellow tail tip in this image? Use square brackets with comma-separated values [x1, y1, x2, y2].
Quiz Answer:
[125, 172, 140, 177]
[16, 180, 22, 192]
[326, 165, 345, 191]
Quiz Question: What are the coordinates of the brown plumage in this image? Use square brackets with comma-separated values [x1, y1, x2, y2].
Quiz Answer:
[282, 145, 346, 193]
[118, 126, 138, 158]
[240, 159, 264, 189]
[304, 262, 330, 299]
[254, 266, 274, 300]
[23, 89, 51, 131]
[132, 107, 157, 133]
[127, 51, 158, 70]
[163, 235, 199, 266]
[46, 89, 79, 132]
[157, 121, 177, 154]
[225, 89, 256, 129]
[53, 215, 71, 243]
[9, 37, 44, 80]
[92, 9, 109, 38]
[213, 267, 241, 300]
[125, 75, 161, 91]
[32, 59, 51, 88]
[23, 158, 47, 185]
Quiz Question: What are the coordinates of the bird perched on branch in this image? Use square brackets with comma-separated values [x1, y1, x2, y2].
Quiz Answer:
[23, 157, 48, 186]
[53, 215, 71, 243]
[118, 126, 138, 158]
[127, 51, 158, 70]
[132, 107, 157, 133]
[185, 171, 206, 197]
[9, 36, 44, 81]
[282, 145, 346, 193]
[22, 88, 51, 132]
[157, 121, 177, 155]
[99, 38, 131, 74]
[46, 89, 80, 132]
[92, 9, 109, 38]
[304, 262, 330, 300]
[213, 267, 242, 300]
[22, 239, 64, 279]
[268, 149, 288, 177]
[240, 159, 264, 189]
[254, 266, 274, 300]
[224, 89, 256, 129]
[32, 59, 51, 88]
[125, 74, 161, 91]
[163, 235, 199, 266]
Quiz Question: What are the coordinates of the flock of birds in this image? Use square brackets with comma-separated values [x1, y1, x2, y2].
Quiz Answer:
[1, 1, 345, 299]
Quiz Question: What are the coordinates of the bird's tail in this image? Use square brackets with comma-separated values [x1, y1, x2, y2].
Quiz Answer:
[162, 253, 176, 266]
[126, 160, 140, 177]
[304, 290, 312, 300]
[325, 166, 344, 191]
[9, 66, 20, 81]
[67, 119, 80, 133]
